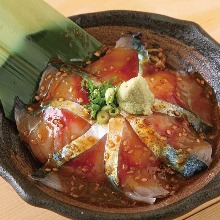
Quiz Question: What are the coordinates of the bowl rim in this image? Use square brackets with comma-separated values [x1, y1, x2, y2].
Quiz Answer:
[0, 10, 220, 220]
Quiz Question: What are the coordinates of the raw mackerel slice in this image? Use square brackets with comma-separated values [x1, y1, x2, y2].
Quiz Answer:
[86, 47, 139, 85]
[104, 117, 181, 204]
[15, 98, 91, 163]
[125, 113, 208, 177]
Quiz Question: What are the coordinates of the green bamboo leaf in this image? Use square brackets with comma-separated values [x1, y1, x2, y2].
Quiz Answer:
[0, 0, 102, 120]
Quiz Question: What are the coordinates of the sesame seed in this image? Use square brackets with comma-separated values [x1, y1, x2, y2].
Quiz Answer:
[128, 150, 133, 154]
[40, 86, 45, 91]
[178, 133, 182, 137]
[72, 194, 79, 198]
[174, 111, 180, 116]
[166, 130, 172, 135]
[123, 140, 128, 146]
[163, 78, 168, 83]
[68, 86, 73, 92]
[110, 66, 114, 70]
[103, 68, 107, 71]
[206, 94, 210, 99]
[35, 96, 40, 101]
[127, 170, 134, 174]
[126, 57, 131, 61]
[196, 78, 201, 83]
[56, 71, 62, 76]
[178, 156, 186, 164]
[196, 139, 200, 143]
[46, 74, 52, 80]
[58, 97, 64, 102]
[177, 149, 183, 153]
[186, 148, 192, 152]
[200, 80, 205, 85]
[141, 178, 148, 182]
[86, 60, 91, 65]
[158, 52, 163, 58]
[94, 52, 100, 57]
[172, 125, 177, 129]
[124, 146, 130, 151]
[30, 139, 37, 144]
[28, 107, 33, 111]
[79, 185, 84, 190]
[77, 98, 84, 103]
[135, 176, 140, 180]
[177, 77, 182, 81]
[176, 92, 180, 97]
[150, 78, 155, 81]
[52, 168, 58, 172]
[61, 73, 68, 77]
[58, 123, 64, 128]
[161, 136, 167, 140]
[45, 168, 51, 172]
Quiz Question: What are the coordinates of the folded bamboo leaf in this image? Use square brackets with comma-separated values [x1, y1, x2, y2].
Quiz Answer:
[0, 0, 102, 120]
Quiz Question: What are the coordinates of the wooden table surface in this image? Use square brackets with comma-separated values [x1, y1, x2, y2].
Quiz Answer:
[1, 0, 220, 219]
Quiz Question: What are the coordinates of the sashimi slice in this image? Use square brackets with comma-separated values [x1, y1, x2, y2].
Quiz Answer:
[176, 72, 215, 125]
[86, 47, 139, 85]
[32, 136, 108, 197]
[42, 122, 108, 170]
[119, 120, 172, 204]
[153, 99, 212, 132]
[145, 112, 212, 165]
[105, 117, 175, 204]
[124, 113, 208, 177]
[37, 62, 89, 105]
[143, 67, 215, 125]
[15, 98, 91, 163]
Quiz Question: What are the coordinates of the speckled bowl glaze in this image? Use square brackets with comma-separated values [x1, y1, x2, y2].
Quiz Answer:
[0, 11, 220, 220]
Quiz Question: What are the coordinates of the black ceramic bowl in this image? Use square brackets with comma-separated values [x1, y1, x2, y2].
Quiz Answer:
[0, 11, 220, 220]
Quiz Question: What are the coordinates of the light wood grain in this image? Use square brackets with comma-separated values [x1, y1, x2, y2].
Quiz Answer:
[1, 0, 220, 219]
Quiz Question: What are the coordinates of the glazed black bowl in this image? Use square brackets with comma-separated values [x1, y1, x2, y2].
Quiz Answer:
[0, 11, 220, 220]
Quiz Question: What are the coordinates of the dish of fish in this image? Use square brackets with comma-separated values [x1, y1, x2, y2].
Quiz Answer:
[14, 33, 218, 207]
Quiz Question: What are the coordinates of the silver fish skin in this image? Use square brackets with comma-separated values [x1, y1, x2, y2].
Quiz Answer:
[124, 114, 208, 178]
[153, 99, 212, 133]
[42, 122, 108, 171]
[104, 117, 125, 187]
[115, 33, 149, 76]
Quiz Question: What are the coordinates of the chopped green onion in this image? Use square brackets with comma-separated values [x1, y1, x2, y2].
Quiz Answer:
[109, 108, 120, 117]
[101, 105, 113, 112]
[105, 87, 115, 105]
[97, 110, 110, 124]
[81, 77, 118, 119]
